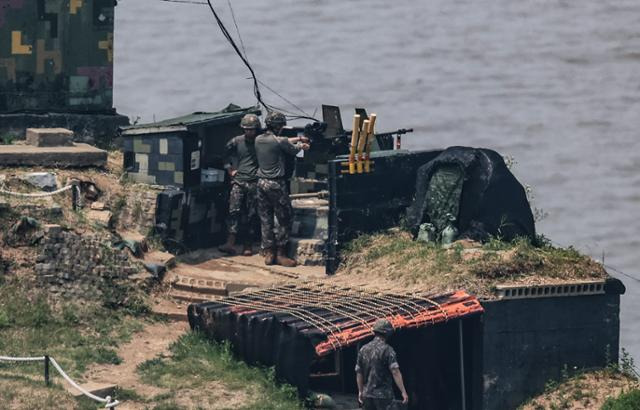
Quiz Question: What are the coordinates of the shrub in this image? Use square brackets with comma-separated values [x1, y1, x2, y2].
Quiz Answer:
[601, 389, 640, 410]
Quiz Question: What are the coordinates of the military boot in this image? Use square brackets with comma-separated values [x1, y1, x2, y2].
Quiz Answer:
[242, 242, 253, 256]
[218, 234, 236, 255]
[264, 247, 276, 265]
[276, 246, 297, 267]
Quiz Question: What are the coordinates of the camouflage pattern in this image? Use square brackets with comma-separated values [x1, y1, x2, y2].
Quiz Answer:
[373, 319, 394, 336]
[240, 113, 261, 129]
[355, 337, 400, 400]
[0, 0, 116, 112]
[265, 111, 286, 127]
[226, 180, 258, 237]
[425, 164, 464, 233]
[257, 178, 292, 250]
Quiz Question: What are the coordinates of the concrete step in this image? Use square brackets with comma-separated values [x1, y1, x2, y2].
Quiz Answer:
[0, 143, 107, 167]
[144, 250, 176, 268]
[291, 198, 328, 239]
[288, 237, 326, 266]
[169, 288, 221, 304]
[151, 298, 189, 322]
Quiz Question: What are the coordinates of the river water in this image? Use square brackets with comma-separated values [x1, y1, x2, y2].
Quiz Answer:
[114, 0, 640, 359]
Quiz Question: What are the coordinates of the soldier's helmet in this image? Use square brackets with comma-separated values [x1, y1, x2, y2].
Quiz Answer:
[240, 114, 261, 129]
[265, 111, 287, 128]
[372, 319, 394, 336]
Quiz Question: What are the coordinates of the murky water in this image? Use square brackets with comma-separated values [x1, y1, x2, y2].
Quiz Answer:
[114, 0, 640, 358]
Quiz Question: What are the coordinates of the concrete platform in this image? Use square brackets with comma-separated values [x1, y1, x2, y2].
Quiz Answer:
[0, 143, 107, 167]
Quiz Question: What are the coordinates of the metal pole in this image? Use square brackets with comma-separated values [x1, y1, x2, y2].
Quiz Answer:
[44, 355, 50, 387]
[458, 320, 466, 410]
[71, 180, 79, 210]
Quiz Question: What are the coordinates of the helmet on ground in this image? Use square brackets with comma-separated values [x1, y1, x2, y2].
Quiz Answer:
[265, 111, 287, 128]
[372, 319, 394, 336]
[240, 114, 261, 129]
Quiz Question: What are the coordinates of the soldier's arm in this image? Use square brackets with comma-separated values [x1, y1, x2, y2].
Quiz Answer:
[224, 138, 238, 176]
[391, 368, 408, 404]
[277, 136, 308, 156]
[387, 348, 408, 404]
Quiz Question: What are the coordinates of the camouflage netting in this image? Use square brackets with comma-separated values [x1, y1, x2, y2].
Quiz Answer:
[405, 146, 536, 242]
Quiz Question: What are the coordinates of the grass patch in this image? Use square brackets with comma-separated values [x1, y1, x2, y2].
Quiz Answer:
[0, 278, 147, 379]
[520, 369, 639, 410]
[137, 331, 303, 410]
[340, 230, 607, 298]
[601, 389, 640, 410]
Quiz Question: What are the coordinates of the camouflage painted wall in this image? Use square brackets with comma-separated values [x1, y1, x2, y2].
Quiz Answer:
[0, 0, 115, 113]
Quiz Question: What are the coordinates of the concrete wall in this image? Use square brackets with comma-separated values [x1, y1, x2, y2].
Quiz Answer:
[476, 281, 623, 409]
[0, 0, 116, 113]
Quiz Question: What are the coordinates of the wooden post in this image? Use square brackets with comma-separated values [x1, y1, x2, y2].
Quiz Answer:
[44, 355, 50, 387]
[349, 115, 360, 174]
[357, 119, 370, 174]
[364, 113, 376, 173]
[70, 179, 80, 210]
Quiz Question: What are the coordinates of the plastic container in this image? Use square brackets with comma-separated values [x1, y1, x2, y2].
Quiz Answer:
[201, 168, 225, 184]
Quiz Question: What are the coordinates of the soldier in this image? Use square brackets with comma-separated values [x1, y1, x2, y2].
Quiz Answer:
[255, 111, 310, 267]
[218, 113, 261, 256]
[356, 319, 409, 410]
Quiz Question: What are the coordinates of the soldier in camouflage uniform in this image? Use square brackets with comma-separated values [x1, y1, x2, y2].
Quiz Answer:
[255, 111, 310, 267]
[356, 319, 409, 410]
[218, 114, 261, 256]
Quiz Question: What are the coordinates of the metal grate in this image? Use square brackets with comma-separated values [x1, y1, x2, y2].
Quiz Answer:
[202, 281, 483, 356]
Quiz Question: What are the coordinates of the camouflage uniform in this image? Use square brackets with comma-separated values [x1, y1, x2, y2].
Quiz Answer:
[255, 128, 302, 252]
[356, 337, 400, 410]
[256, 178, 292, 249]
[224, 135, 259, 240]
[227, 180, 257, 237]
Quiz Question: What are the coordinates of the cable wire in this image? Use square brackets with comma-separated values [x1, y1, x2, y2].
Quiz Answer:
[205, 0, 267, 111]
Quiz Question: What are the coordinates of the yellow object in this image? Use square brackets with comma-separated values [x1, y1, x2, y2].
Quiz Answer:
[349, 114, 360, 174]
[364, 113, 377, 173]
[99, 33, 113, 63]
[11, 31, 32, 55]
[357, 119, 369, 173]
[70, 0, 83, 14]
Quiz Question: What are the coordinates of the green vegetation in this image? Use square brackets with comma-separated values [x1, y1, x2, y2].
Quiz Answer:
[136, 331, 303, 410]
[601, 389, 640, 410]
[341, 230, 607, 298]
[0, 278, 147, 379]
[520, 366, 639, 410]
[0, 134, 16, 145]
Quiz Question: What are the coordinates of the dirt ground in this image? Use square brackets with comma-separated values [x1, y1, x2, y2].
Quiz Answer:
[84, 321, 189, 408]
[520, 370, 639, 410]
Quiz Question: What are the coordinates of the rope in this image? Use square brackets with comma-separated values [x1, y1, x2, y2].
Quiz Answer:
[0, 355, 120, 407]
[0, 355, 45, 362]
[0, 183, 77, 198]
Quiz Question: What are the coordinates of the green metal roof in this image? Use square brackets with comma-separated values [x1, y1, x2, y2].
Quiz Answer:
[121, 104, 260, 133]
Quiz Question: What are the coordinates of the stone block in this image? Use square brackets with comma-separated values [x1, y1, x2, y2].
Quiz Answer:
[43, 224, 62, 237]
[26, 128, 74, 147]
[18, 172, 58, 191]
[0, 143, 107, 168]
[86, 210, 113, 228]
[90, 201, 106, 210]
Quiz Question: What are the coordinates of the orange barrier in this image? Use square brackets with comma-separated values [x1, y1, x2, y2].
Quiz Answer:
[314, 290, 483, 357]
